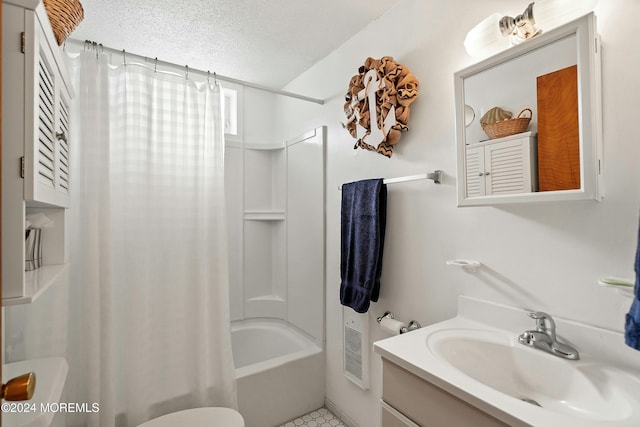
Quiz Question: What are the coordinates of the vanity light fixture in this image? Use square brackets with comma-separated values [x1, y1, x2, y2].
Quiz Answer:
[499, 3, 540, 45]
[464, 13, 511, 60]
[465, 0, 598, 59]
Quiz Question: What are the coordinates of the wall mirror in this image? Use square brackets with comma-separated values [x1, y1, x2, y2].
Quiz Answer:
[454, 13, 602, 206]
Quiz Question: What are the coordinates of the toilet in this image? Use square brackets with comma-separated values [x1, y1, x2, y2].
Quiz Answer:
[137, 407, 244, 427]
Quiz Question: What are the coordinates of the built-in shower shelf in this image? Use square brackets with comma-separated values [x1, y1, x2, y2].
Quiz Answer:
[2, 264, 68, 306]
[244, 210, 286, 221]
[245, 295, 286, 319]
[244, 143, 285, 151]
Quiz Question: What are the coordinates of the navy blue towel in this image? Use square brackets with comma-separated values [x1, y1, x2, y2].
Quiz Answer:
[625, 221, 640, 350]
[340, 179, 387, 313]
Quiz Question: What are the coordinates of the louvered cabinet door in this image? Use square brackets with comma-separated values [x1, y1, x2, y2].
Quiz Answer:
[465, 145, 486, 197]
[56, 91, 71, 197]
[484, 138, 534, 195]
[463, 133, 537, 198]
[23, 24, 70, 208]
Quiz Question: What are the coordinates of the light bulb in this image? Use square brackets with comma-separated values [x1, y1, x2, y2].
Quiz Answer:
[464, 13, 511, 59]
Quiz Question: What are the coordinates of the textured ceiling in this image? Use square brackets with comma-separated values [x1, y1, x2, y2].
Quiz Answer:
[71, 0, 402, 88]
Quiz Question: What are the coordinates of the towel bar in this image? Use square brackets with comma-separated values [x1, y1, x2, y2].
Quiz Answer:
[338, 170, 442, 190]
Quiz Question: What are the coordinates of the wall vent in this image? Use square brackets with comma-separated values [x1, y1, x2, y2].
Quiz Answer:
[343, 307, 369, 390]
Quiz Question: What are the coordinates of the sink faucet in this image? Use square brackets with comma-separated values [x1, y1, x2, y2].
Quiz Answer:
[518, 312, 580, 360]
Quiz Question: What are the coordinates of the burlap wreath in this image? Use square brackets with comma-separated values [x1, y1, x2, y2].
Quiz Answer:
[343, 56, 419, 158]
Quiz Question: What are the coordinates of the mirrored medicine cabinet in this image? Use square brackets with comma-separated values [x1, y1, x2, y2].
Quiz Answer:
[454, 13, 602, 206]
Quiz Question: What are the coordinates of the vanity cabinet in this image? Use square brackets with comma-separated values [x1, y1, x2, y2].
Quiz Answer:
[381, 359, 508, 427]
[2, 0, 73, 303]
[465, 132, 537, 198]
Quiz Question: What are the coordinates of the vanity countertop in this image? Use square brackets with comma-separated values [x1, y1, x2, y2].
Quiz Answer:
[374, 296, 640, 427]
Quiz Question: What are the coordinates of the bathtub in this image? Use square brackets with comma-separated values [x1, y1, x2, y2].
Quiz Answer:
[231, 319, 324, 427]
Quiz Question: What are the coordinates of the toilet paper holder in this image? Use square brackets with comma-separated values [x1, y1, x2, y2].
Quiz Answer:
[376, 311, 421, 334]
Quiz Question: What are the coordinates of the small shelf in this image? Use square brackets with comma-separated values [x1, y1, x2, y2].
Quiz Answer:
[598, 277, 635, 299]
[2, 357, 69, 427]
[3, 264, 68, 306]
[446, 259, 482, 273]
[244, 143, 285, 151]
[245, 294, 286, 319]
[247, 295, 286, 303]
[244, 210, 286, 221]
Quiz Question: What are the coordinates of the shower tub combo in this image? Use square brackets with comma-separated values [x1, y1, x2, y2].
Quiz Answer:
[231, 319, 324, 427]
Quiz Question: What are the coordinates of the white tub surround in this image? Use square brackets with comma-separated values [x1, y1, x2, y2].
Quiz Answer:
[231, 319, 324, 427]
[374, 296, 640, 427]
[226, 127, 325, 345]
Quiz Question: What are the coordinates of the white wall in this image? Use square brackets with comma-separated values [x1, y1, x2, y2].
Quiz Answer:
[276, 1, 640, 426]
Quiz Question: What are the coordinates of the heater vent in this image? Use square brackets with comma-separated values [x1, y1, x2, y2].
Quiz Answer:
[343, 307, 369, 390]
[344, 325, 362, 380]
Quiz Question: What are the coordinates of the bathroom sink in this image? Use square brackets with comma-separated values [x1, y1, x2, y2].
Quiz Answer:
[426, 328, 640, 422]
[373, 297, 640, 426]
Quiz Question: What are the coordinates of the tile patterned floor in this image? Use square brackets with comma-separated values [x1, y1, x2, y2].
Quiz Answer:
[279, 407, 346, 427]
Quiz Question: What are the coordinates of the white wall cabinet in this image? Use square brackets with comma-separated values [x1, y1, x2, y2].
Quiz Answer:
[2, 0, 73, 304]
[465, 132, 537, 198]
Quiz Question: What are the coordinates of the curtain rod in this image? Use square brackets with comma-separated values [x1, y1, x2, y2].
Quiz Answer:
[65, 38, 325, 105]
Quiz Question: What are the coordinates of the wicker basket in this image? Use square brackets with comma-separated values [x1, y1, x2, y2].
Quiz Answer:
[43, 0, 84, 45]
[482, 108, 532, 139]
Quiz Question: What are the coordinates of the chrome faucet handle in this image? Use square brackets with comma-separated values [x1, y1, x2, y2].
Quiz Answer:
[527, 312, 556, 340]
[520, 311, 579, 360]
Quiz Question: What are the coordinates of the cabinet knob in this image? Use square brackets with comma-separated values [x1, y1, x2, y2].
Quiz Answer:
[1, 372, 36, 401]
[484, 171, 491, 176]
[478, 173, 484, 177]
[56, 130, 68, 143]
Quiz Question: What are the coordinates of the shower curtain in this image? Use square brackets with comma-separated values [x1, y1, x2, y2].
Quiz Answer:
[65, 51, 236, 427]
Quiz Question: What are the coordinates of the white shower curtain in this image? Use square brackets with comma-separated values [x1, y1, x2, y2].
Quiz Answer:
[65, 51, 236, 427]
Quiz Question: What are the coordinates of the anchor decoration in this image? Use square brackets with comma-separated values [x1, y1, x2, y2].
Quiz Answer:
[342, 56, 419, 158]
